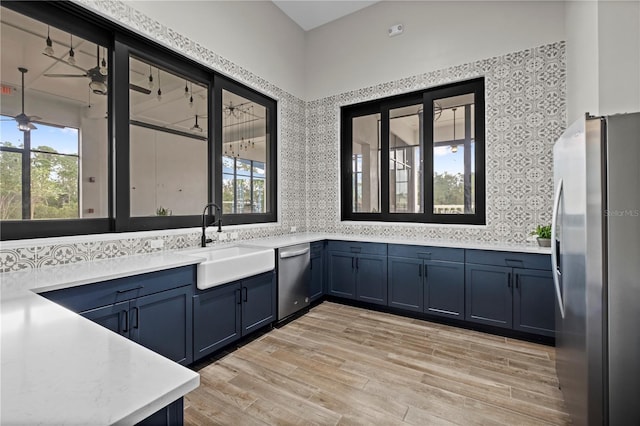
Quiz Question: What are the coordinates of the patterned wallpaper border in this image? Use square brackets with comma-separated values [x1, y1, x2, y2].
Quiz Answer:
[0, 0, 566, 272]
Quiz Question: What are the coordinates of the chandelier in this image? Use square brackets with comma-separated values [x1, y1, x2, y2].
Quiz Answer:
[223, 101, 258, 157]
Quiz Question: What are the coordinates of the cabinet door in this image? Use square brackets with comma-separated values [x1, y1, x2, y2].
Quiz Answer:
[355, 254, 387, 306]
[513, 268, 555, 336]
[241, 272, 276, 336]
[81, 301, 130, 338]
[131, 286, 193, 365]
[387, 257, 423, 312]
[327, 251, 356, 299]
[424, 261, 464, 319]
[309, 252, 324, 302]
[465, 264, 513, 328]
[193, 283, 241, 361]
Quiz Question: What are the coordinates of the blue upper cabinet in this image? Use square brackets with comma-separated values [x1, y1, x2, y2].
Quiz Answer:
[326, 241, 387, 305]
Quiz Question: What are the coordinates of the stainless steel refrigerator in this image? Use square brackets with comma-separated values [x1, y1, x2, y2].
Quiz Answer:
[552, 112, 640, 425]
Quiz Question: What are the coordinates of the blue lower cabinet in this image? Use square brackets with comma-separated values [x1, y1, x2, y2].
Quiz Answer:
[193, 283, 242, 360]
[193, 272, 276, 362]
[80, 287, 193, 365]
[81, 301, 130, 337]
[327, 251, 356, 299]
[465, 264, 513, 328]
[355, 254, 387, 305]
[241, 272, 277, 335]
[513, 268, 555, 336]
[388, 257, 423, 312]
[309, 242, 325, 302]
[424, 260, 464, 319]
[131, 287, 193, 365]
[136, 398, 183, 426]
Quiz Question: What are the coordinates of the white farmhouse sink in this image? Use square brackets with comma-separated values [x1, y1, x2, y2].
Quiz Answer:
[183, 245, 275, 290]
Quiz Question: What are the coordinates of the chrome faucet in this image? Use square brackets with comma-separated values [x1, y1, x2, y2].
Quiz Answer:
[201, 203, 222, 247]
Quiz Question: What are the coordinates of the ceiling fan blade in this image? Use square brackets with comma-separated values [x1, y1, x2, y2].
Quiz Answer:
[44, 73, 88, 78]
[27, 115, 42, 121]
[42, 52, 88, 73]
[130, 84, 151, 95]
[27, 122, 37, 130]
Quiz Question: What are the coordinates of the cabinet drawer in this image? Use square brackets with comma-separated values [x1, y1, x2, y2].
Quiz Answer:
[43, 266, 196, 313]
[326, 240, 387, 255]
[388, 244, 464, 262]
[465, 250, 551, 271]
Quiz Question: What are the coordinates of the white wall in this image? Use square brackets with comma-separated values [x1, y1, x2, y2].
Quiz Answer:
[304, 1, 566, 100]
[125, 0, 306, 99]
[597, 0, 640, 116]
[565, 0, 640, 123]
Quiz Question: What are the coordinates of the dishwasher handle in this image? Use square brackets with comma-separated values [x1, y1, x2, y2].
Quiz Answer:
[279, 247, 310, 259]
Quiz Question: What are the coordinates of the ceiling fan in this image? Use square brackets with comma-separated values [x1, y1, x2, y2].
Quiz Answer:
[0, 67, 41, 131]
[43, 45, 151, 95]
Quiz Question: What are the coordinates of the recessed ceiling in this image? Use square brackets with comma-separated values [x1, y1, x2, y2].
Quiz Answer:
[272, 1, 380, 31]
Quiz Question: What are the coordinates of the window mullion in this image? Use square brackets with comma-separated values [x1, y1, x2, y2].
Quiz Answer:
[380, 107, 390, 216]
[422, 96, 434, 221]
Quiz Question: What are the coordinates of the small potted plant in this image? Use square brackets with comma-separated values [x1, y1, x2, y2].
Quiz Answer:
[531, 224, 552, 247]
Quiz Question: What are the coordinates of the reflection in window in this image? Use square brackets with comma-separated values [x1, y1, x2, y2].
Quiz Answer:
[0, 6, 108, 220]
[222, 89, 269, 215]
[129, 56, 208, 217]
[351, 113, 381, 213]
[389, 104, 422, 213]
[433, 94, 476, 214]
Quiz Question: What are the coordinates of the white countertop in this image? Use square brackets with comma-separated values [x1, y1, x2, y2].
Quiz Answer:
[0, 233, 548, 424]
[246, 232, 552, 254]
[0, 252, 202, 425]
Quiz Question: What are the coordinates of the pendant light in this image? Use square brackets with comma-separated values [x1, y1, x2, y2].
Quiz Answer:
[156, 69, 162, 101]
[184, 80, 189, 99]
[44, 26, 54, 55]
[189, 82, 194, 108]
[190, 115, 203, 132]
[99, 48, 108, 75]
[67, 34, 76, 65]
[147, 65, 154, 89]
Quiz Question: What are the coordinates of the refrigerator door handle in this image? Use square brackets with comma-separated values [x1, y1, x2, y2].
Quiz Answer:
[551, 178, 565, 319]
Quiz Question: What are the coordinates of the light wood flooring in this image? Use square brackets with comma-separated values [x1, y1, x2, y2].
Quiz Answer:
[185, 302, 569, 425]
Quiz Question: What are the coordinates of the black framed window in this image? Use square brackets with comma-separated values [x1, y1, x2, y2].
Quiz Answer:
[214, 76, 277, 225]
[341, 78, 485, 224]
[1, 1, 278, 240]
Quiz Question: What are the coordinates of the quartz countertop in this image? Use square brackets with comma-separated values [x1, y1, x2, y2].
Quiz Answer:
[0, 232, 548, 424]
[245, 232, 552, 254]
[0, 252, 203, 425]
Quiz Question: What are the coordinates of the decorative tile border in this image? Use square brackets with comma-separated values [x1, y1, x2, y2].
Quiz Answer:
[0, 0, 566, 273]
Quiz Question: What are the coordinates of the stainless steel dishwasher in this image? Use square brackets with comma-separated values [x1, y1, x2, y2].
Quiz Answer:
[277, 243, 311, 321]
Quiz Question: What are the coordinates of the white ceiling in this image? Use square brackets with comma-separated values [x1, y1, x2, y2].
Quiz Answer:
[272, 1, 380, 31]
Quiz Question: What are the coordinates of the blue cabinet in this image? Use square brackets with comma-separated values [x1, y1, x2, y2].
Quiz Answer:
[387, 245, 464, 318]
[465, 250, 554, 336]
[513, 268, 555, 336]
[193, 271, 275, 361]
[465, 264, 513, 328]
[44, 266, 195, 365]
[327, 241, 387, 306]
[309, 241, 325, 302]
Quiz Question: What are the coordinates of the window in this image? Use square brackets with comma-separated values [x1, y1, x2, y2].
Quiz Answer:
[341, 78, 485, 224]
[1, 2, 277, 239]
[0, 4, 111, 239]
[215, 78, 277, 225]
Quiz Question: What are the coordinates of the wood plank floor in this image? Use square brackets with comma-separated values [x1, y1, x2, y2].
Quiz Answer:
[185, 302, 570, 425]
